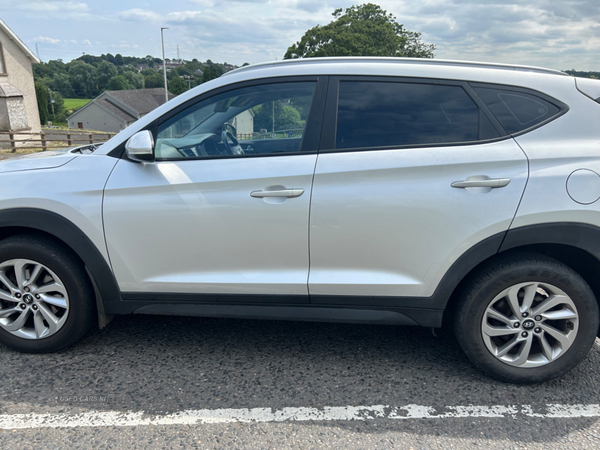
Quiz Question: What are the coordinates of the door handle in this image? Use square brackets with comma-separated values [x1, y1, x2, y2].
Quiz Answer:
[451, 178, 511, 189]
[250, 188, 305, 198]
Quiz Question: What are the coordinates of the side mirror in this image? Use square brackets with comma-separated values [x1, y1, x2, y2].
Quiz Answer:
[125, 130, 155, 162]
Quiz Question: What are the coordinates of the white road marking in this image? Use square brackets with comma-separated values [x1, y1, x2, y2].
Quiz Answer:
[0, 404, 599, 430]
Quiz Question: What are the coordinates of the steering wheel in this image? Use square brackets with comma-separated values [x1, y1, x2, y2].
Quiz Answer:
[221, 130, 244, 155]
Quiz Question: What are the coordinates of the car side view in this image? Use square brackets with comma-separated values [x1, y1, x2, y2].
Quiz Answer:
[1, 57, 599, 384]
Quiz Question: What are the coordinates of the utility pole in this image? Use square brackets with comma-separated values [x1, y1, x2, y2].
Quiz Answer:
[48, 88, 55, 120]
[161, 27, 169, 103]
[35, 43, 41, 60]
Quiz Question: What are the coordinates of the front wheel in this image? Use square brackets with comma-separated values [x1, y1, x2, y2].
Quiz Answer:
[454, 254, 599, 383]
[0, 235, 95, 353]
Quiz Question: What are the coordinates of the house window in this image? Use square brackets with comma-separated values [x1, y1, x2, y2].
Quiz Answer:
[0, 43, 6, 75]
[77, 122, 83, 129]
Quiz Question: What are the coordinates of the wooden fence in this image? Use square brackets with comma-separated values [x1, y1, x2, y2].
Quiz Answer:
[237, 129, 303, 141]
[0, 129, 116, 152]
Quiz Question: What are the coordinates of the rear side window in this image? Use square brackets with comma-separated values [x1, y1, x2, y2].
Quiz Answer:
[472, 86, 561, 135]
[335, 81, 484, 150]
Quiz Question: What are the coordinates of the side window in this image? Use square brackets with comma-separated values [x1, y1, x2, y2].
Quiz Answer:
[335, 81, 482, 150]
[472, 86, 561, 134]
[155, 82, 315, 159]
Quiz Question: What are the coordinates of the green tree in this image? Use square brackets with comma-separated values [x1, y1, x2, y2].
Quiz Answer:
[97, 60, 118, 88]
[68, 60, 98, 97]
[144, 72, 164, 88]
[123, 71, 145, 89]
[50, 91, 67, 121]
[565, 70, 600, 79]
[277, 105, 302, 130]
[47, 59, 66, 73]
[107, 75, 133, 90]
[144, 55, 156, 69]
[32, 62, 54, 80]
[290, 96, 312, 121]
[174, 66, 192, 77]
[201, 65, 222, 83]
[34, 81, 50, 125]
[78, 54, 101, 64]
[185, 60, 201, 73]
[50, 73, 74, 98]
[141, 68, 156, 77]
[253, 102, 303, 132]
[169, 75, 187, 95]
[284, 3, 435, 59]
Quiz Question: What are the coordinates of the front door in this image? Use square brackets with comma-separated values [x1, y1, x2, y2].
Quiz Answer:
[103, 79, 324, 301]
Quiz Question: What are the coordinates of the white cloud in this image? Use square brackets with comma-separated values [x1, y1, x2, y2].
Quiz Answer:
[0, 0, 89, 14]
[3, 0, 600, 70]
[119, 9, 204, 23]
[372, 0, 600, 70]
[118, 8, 161, 22]
[0, 0, 93, 21]
[31, 36, 61, 44]
[187, 0, 214, 6]
[117, 2, 333, 63]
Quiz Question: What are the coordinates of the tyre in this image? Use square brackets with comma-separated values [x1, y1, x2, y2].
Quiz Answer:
[454, 254, 599, 383]
[0, 234, 95, 353]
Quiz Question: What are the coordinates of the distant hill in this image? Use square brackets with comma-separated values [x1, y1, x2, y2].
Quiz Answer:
[33, 53, 246, 124]
[564, 70, 600, 79]
[33, 53, 243, 100]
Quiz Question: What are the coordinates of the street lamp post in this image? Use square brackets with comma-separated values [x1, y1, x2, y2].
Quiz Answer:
[161, 27, 169, 103]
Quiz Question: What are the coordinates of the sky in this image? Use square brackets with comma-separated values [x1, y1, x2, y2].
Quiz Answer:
[0, 0, 599, 71]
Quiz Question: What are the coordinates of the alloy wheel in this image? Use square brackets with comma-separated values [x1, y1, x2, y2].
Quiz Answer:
[481, 281, 579, 368]
[0, 259, 70, 340]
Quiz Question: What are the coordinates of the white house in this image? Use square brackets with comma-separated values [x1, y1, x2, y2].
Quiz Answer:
[67, 88, 174, 133]
[0, 18, 41, 135]
[230, 109, 254, 136]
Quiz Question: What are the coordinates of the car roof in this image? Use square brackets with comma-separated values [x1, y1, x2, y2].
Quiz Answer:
[225, 57, 568, 78]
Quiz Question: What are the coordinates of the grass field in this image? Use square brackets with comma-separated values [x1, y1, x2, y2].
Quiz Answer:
[63, 98, 91, 110]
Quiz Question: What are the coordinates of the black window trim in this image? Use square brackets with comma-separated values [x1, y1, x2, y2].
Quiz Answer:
[462, 83, 506, 135]
[468, 81, 569, 138]
[146, 75, 329, 162]
[318, 75, 512, 154]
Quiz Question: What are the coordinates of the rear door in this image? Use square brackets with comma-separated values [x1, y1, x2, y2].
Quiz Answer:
[308, 77, 529, 302]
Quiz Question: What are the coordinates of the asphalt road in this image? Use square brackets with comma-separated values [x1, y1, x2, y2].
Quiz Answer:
[0, 314, 599, 449]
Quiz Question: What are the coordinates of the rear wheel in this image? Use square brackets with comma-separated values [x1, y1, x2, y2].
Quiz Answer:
[454, 254, 599, 383]
[0, 235, 95, 353]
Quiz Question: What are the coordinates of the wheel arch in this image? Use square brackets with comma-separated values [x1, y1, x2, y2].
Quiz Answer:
[0, 208, 121, 328]
[441, 223, 600, 336]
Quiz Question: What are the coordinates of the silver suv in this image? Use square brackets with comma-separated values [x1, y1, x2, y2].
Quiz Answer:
[1, 57, 599, 383]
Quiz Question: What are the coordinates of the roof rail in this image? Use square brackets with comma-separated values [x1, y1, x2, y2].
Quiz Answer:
[225, 57, 568, 77]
